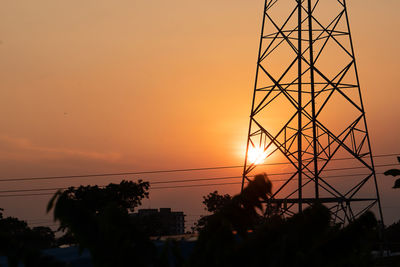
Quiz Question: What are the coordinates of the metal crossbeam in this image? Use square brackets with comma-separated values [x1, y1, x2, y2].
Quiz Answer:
[242, 0, 384, 225]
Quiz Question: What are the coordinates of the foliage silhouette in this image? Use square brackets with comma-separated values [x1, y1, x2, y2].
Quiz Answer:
[193, 191, 232, 232]
[47, 180, 156, 267]
[189, 173, 378, 267]
[384, 156, 400, 188]
[31, 226, 57, 249]
[203, 191, 232, 213]
[0, 208, 62, 267]
[189, 173, 272, 266]
[385, 220, 400, 253]
[56, 231, 77, 247]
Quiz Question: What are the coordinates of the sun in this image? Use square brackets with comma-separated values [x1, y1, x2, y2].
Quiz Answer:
[247, 146, 268, 165]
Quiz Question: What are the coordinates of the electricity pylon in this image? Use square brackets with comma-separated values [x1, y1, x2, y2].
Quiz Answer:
[242, 0, 384, 225]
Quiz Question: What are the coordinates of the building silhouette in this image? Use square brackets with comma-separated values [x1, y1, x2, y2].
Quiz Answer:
[131, 208, 185, 236]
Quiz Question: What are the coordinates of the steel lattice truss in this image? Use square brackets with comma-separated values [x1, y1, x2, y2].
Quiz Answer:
[242, 0, 383, 224]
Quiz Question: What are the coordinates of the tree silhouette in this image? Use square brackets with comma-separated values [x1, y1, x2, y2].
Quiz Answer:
[47, 180, 155, 267]
[193, 191, 232, 232]
[56, 231, 77, 247]
[31, 226, 57, 249]
[190, 173, 272, 266]
[384, 156, 400, 188]
[189, 173, 378, 267]
[0, 208, 62, 267]
[202, 191, 232, 213]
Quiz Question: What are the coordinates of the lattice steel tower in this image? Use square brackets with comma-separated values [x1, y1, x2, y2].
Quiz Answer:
[242, 0, 384, 224]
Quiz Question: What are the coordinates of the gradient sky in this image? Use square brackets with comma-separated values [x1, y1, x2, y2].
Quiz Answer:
[0, 0, 399, 227]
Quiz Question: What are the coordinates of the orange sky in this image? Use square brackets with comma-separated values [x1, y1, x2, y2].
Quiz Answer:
[0, 0, 399, 227]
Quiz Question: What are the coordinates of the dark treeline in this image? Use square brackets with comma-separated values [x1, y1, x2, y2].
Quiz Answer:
[0, 208, 63, 267]
[1, 174, 400, 266]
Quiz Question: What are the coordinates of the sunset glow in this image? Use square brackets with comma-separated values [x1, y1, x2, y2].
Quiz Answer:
[247, 146, 268, 165]
[0, 0, 399, 237]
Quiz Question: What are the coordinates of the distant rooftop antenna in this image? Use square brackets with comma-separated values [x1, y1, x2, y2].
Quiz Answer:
[242, 0, 384, 225]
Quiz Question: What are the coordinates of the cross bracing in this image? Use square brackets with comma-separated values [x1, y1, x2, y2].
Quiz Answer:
[242, 0, 384, 225]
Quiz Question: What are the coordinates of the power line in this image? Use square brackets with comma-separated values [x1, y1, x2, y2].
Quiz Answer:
[0, 182, 242, 197]
[0, 185, 225, 198]
[0, 171, 385, 194]
[0, 153, 397, 183]
[0, 166, 242, 183]
[0, 163, 396, 195]
[0, 169, 394, 198]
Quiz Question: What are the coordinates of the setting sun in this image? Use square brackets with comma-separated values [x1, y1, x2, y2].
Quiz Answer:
[247, 146, 269, 165]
